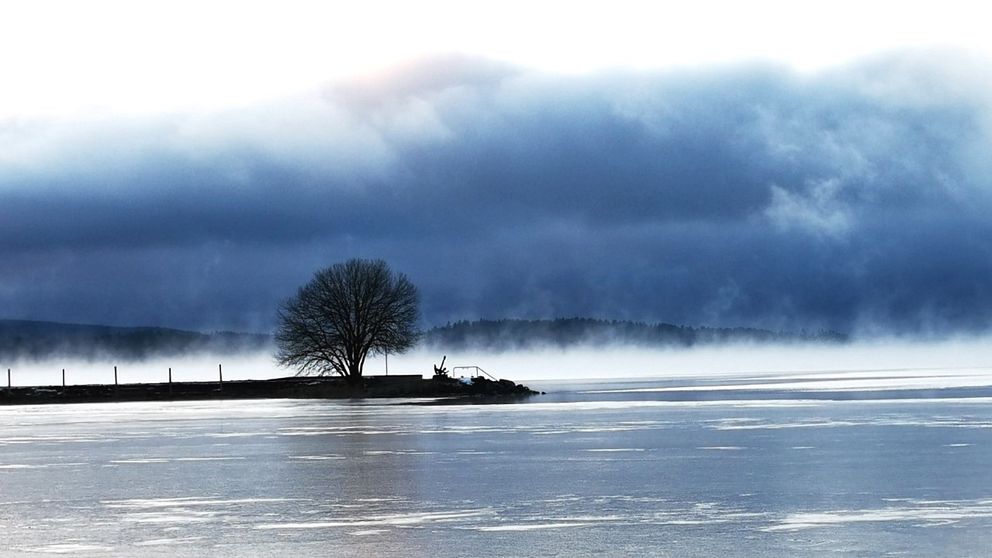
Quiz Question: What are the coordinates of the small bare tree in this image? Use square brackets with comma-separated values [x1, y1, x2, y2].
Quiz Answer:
[275, 259, 419, 382]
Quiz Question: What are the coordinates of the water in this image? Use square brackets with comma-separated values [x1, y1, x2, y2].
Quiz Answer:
[2, 372, 992, 556]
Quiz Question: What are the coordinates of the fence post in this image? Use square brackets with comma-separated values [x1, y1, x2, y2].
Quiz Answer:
[114, 366, 118, 386]
[168, 367, 173, 396]
[218, 364, 223, 391]
[6, 368, 9, 389]
[62, 368, 65, 387]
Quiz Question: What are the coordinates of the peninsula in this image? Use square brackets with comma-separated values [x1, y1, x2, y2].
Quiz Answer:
[0, 374, 538, 406]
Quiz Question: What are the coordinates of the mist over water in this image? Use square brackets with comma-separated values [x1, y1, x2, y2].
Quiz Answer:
[6, 336, 992, 389]
[388, 337, 992, 389]
[2, 351, 275, 387]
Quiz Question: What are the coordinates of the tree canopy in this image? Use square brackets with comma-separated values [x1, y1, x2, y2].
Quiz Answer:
[275, 259, 419, 381]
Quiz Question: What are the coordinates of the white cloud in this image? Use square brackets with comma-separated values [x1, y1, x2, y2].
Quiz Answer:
[3, 0, 992, 118]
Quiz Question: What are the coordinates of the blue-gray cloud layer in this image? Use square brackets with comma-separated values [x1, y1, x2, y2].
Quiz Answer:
[3, 52, 992, 334]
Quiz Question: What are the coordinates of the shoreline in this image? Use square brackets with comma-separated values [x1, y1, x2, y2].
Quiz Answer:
[0, 374, 540, 406]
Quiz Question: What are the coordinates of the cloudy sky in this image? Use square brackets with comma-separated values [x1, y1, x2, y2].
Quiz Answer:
[3, 1, 992, 335]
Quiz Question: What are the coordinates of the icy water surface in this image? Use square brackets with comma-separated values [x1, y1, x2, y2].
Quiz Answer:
[2, 373, 992, 556]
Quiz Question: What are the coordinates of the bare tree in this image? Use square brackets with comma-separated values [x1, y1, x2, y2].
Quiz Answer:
[275, 259, 419, 382]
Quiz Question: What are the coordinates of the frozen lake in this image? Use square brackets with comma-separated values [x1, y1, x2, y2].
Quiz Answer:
[2, 371, 992, 556]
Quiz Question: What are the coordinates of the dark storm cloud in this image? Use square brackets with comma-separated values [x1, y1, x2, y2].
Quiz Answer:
[3, 50, 992, 334]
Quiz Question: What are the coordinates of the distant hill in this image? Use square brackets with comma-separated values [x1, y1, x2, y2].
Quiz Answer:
[0, 320, 271, 363]
[421, 318, 847, 351]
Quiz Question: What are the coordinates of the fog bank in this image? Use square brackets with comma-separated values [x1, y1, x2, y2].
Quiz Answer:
[3, 352, 275, 388]
[6, 337, 992, 388]
[390, 337, 992, 382]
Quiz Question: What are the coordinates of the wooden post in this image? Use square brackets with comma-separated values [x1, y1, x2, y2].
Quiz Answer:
[218, 364, 223, 390]
[168, 367, 173, 396]
[7, 368, 10, 389]
[385, 351, 389, 376]
[62, 368, 65, 388]
[114, 366, 118, 386]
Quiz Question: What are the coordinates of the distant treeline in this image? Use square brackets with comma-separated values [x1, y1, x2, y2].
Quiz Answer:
[0, 317, 846, 362]
[0, 320, 271, 362]
[421, 318, 848, 351]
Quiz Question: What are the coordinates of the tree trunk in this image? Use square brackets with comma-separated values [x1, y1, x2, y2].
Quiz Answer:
[346, 360, 363, 385]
